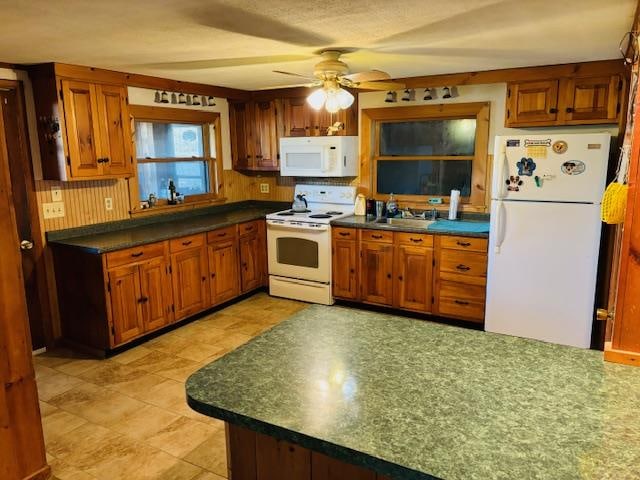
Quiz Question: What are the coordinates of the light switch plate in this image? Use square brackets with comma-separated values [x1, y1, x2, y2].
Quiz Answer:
[104, 197, 113, 211]
[260, 183, 270, 194]
[50, 187, 62, 202]
[43, 202, 65, 219]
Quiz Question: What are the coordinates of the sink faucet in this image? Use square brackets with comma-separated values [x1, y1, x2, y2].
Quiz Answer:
[431, 208, 438, 220]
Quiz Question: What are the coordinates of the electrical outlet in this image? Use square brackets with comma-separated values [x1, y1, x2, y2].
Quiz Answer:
[50, 187, 62, 202]
[105, 197, 113, 211]
[260, 183, 270, 194]
[43, 202, 65, 219]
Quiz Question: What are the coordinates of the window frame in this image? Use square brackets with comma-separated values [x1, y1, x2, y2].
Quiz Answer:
[361, 102, 490, 211]
[127, 105, 224, 213]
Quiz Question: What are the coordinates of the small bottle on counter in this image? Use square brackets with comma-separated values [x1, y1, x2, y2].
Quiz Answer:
[386, 193, 398, 217]
[168, 179, 177, 205]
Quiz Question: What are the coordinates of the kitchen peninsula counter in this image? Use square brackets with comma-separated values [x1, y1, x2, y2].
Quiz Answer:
[186, 305, 640, 480]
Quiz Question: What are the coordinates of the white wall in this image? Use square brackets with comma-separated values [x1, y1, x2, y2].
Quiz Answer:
[127, 87, 233, 170]
[358, 84, 619, 155]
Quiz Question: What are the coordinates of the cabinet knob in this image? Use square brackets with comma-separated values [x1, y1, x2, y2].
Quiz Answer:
[386, 273, 391, 279]
[398, 275, 403, 281]
[211, 273, 216, 278]
[549, 108, 558, 114]
[456, 264, 471, 271]
[201, 276, 206, 282]
[566, 107, 574, 113]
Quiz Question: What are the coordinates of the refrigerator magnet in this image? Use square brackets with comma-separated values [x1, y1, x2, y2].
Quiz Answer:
[552, 140, 568, 154]
[561, 161, 586, 175]
[506, 175, 524, 191]
[516, 157, 536, 176]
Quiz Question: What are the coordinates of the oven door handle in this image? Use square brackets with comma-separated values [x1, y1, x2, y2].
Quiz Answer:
[266, 220, 329, 232]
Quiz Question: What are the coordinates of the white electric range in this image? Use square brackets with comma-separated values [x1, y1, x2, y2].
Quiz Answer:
[266, 185, 356, 305]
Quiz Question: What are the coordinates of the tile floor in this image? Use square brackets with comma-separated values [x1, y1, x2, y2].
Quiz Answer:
[35, 292, 308, 480]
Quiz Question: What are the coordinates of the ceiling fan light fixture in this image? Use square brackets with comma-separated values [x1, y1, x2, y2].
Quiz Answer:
[307, 88, 327, 110]
[336, 88, 354, 109]
[325, 91, 341, 113]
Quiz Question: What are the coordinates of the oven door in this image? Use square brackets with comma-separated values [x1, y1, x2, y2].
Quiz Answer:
[267, 221, 330, 283]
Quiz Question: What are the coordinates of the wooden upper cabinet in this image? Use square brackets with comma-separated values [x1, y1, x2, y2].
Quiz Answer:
[563, 75, 621, 124]
[506, 80, 559, 126]
[253, 101, 279, 170]
[108, 264, 144, 346]
[360, 240, 394, 306]
[95, 84, 133, 176]
[283, 97, 310, 136]
[230, 100, 280, 172]
[61, 80, 102, 178]
[230, 101, 252, 170]
[282, 96, 357, 137]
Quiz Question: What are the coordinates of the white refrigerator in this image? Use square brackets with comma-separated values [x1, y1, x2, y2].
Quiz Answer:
[485, 133, 611, 348]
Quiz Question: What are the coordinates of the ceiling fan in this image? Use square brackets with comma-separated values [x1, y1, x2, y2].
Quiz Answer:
[273, 50, 405, 112]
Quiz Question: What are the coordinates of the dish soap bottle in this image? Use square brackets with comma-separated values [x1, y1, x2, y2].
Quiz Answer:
[386, 193, 398, 217]
[167, 179, 177, 205]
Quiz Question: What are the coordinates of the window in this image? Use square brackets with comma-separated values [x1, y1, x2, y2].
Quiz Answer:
[129, 106, 222, 210]
[363, 103, 490, 208]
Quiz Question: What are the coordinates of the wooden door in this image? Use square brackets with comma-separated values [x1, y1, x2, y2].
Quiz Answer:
[332, 238, 358, 300]
[96, 84, 133, 176]
[283, 97, 310, 136]
[208, 240, 240, 305]
[360, 241, 394, 305]
[108, 264, 144, 345]
[139, 257, 173, 332]
[506, 80, 559, 125]
[61, 79, 102, 177]
[395, 244, 433, 312]
[230, 101, 254, 170]
[171, 246, 209, 320]
[253, 100, 279, 169]
[239, 232, 262, 293]
[0, 87, 50, 480]
[1, 85, 51, 350]
[563, 75, 621, 123]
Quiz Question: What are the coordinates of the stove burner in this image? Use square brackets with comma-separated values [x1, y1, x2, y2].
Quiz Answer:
[289, 209, 310, 213]
[276, 212, 295, 216]
[325, 211, 343, 215]
[309, 214, 332, 219]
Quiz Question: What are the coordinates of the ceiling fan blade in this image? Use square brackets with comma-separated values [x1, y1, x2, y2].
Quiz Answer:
[354, 81, 406, 91]
[273, 70, 317, 80]
[186, 3, 332, 47]
[142, 55, 314, 71]
[343, 70, 390, 83]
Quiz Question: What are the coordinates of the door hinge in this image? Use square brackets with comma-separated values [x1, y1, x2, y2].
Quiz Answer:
[432, 258, 435, 266]
[107, 281, 111, 292]
[618, 80, 623, 91]
[168, 265, 172, 274]
[171, 304, 175, 313]
[66, 155, 71, 166]
[506, 109, 510, 119]
[507, 88, 511, 98]
[277, 153, 280, 160]
[59, 88, 63, 100]
[617, 103, 621, 114]
[596, 308, 614, 321]
[110, 325, 115, 337]
[130, 155, 133, 164]
[432, 295, 435, 304]
[126, 96, 129, 105]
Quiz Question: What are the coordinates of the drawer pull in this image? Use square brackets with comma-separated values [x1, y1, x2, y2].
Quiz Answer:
[202, 276, 206, 282]
[217, 232, 227, 237]
[339, 232, 350, 237]
[410, 238, 423, 243]
[386, 273, 391, 279]
[456, 241, 471, 247]
[456, 264, 471, 271]
[182, 240, 193, 246]
[244, 226, 255, 232]
[138, 296, 148, 304]
[130, 252, 144, 258]
[371, 234, 383, 239]
[454, 299, 470, 305]
[398, 275, 403, 281]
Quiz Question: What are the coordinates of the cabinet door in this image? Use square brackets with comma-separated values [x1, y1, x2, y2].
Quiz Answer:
[108, 264, 144, 345]
[139, 257, 173, 331]
[395, 245, 433, 312]
[96, 84, 133, 176]
[310, 108, 333, 136]
[239, 232, 262, 293]
[506, 80, 559, 126]
[171, 246, 209, 320]
[253, 101, 279, 170]
[230, 102, 252, 169]
[283, 97, 310, 136]
[563, 75, 621, 123]
[332, 238, 358, 300]
[61, 79, 102, 177]
[208, 240, 240, 306]
[360, 241, 394, 305]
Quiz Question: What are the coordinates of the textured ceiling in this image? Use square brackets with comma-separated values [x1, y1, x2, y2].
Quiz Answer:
[0, 0, 635, 90]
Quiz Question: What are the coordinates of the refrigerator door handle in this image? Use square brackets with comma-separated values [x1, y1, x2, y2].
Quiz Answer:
[495, 200, 507, 253]
[496, 145, 508, 199]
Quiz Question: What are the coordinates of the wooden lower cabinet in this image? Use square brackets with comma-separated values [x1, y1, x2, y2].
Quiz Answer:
[139, 257, 174, 331]
[107, 264, 144, 345]
[171, 241, 210, 320]
[239, 220, 266, 293]
[331, 228, 487, 322]
[208, 238, 240, 306]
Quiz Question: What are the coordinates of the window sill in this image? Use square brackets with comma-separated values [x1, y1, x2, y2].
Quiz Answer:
[130, 196, 228, 217]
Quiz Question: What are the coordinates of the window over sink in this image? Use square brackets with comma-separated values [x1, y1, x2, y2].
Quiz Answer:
[363, 103, 490, 209]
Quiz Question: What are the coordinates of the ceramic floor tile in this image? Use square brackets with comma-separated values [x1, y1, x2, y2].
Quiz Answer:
[108, 403, 181, 440]
[191, 471, 227, 480]
[175, 342, 227, 363]
[182, 427, 228, 477]
[33, 348, 78, 369]
[106, 372, 168, 399]
[78, 360, 149, 388]
[49, 457, 99, 480]
[147, 416, 220, 458]
[110, 345, 154, 365]
[35, 364, 59, 380]
[45, 422, 123, 467]
[42, 409, 89, 444]
[55, 357, 104, 377]
[37, 372, 85, 401]
[40, 400, 59, 417]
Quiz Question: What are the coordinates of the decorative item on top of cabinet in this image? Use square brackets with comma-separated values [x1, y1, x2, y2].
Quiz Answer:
[505, 73, 624, 127]
[230, 100, 282, 172]
[28, 64, 134, 181]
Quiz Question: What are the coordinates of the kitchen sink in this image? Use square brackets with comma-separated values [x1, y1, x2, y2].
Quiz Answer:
[374, 217, 437, 229]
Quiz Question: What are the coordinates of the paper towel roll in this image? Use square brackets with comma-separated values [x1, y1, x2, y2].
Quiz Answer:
[448, 190, 460, 220]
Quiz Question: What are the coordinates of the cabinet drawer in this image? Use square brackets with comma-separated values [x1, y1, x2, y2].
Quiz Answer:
[169, 233, 205, 253]
[439, 250, 487, 279]
[207, 225, 237, 243]
[332, 227, 356, 241]
[440, 236, 488, 252]
[395, 232, 434, 247]
[239, 220, 261, 237]
[361, 229, 393, 243]
[106, 242, 166, 268]
[438, 281, 485, 322]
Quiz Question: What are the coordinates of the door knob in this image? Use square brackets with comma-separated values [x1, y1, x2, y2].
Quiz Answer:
[20, 240, 33, 251]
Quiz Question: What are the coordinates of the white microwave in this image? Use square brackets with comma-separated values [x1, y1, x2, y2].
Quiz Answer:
[279, 136, 358, 177]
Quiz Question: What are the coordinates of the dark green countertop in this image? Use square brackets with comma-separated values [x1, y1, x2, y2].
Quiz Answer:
[47, 201, 287, 254]
[331, 215, 490, 238]
[186, 305, 640, 480]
